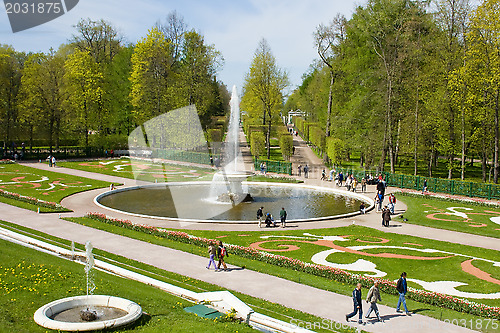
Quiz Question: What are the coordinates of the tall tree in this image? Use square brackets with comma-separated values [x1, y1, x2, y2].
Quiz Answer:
[242, 39, 289, 159]
[20, 50, 65, 151]
[129, 27, 174, 124]
[64, 50, 104, 148]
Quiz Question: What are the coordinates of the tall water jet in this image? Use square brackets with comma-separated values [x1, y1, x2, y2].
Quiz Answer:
[209, 86, 251, 205]
[81, 241, 97, 321]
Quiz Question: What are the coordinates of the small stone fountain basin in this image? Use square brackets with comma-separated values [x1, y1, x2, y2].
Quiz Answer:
[34, 295, 142, 331]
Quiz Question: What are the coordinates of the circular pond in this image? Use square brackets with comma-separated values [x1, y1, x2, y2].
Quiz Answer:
[95, 182, 372, 223]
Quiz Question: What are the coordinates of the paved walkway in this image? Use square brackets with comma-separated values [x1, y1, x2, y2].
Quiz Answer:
[0, 202, 472, 333]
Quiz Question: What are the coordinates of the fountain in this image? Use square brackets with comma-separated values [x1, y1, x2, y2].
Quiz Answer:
[209, 85, 253, 205]
[34, 241, 142, 331]
[95, 86, 373, 223]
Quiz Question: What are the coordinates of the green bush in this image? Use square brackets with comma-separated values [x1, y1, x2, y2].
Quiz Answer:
[327, 137, 346, 166]
[309, 126, 326, 151]
[250, 131, 266, 158]
[207, 128, 223, 142]
[279, 134, 293, 161]
[303, 122, 320, 141]
[294, 117, 305, 134]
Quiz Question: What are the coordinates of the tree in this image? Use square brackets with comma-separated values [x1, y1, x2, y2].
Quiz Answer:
[0, 45, 23, 150]
[463, 0, 500, 183]
[129, 27, 174, 124]
[314, 14, 347, 163]
[20, 50, 65, 151]
[64, 50, 104, 148]
[242, 39, 289, 159]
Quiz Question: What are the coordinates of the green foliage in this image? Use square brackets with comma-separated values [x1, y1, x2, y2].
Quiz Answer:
[207, 128, 223, 142]
[326, 137, 346, 166]
[279, 134, 293, 161]
[250, 131, 265, 158]
[309, 126, 326, 151]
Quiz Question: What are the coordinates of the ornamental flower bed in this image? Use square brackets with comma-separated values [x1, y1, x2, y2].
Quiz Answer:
[87, 212, 500, 319]
[396, 189, 500, 207]
[0, 188, 64, 210]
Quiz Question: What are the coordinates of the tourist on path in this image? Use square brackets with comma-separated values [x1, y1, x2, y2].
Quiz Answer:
[338, 172, 344, 186]
[346, 283, 364, 324]
[382, 206, 391, 227]
[47, 155, 52, 167]
[257, 206, 264, 228]
[422, 179, 428, 193]
[352, 177, 358, 192]
[207, 241, 218, 271]
[365, 281, 383, 322]
[217, 241, 229, 271]
[389, 193, 396, 214]
[376, 177, 386, 195]
[280, 207, 287, 228]
[361, 178, 367, 192]
[265, 213, 276, 227]
[377, 191, 384, 211]
[329, 169, 335, 181]
[321, 169, 327, 181]
[396, 272, 410, 315]
[304, 164, 309, 178]
[298, 165, 302, 176]
[51, 156, 56, 167]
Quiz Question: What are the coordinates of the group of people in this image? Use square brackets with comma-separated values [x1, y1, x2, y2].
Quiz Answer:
[257, 206, 287, 228]
[206, 240, 229, 272]
[46, 155, 56, 167]
[297, 164, 310, 178]
[346, 272, 410, 325]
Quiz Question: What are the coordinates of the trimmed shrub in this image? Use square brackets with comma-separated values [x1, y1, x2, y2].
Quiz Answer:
[279, 134, 293, 161]
[250, 131, 266, 158]
[327, 137, 346, 166]
[207, 128, 223, 142]
[309, 126, 326, 151]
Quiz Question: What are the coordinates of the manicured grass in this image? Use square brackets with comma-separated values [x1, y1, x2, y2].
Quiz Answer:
[0, 220, 356, 333]
[397, 193, 500, 239]
[0, 163, 112, 211]
[59, 158, 215, 182]
[63, 216, 500, 332]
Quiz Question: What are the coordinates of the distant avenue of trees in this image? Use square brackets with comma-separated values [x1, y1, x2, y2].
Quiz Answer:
[0, 11, 230, 155]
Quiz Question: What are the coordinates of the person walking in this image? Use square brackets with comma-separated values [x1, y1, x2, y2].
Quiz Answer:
[206, 241, 218, 271]
[321, 169, 327, 181]
[280, 207, 287, 228]
[298, 165, 302, 176]
[422, 179, 428, 193]
[361, 177, 367, 192]
[51, 155, 56, 167]
[217, 241, 229, 271]
[257, 206, 264, 228]
[346, 283, 364, 324]
[382, 206, 391, 227]
[365, 281, 383, 322]
[396, 272, 410, 315]
[389, 193, 396, 214]
[377, 191, 384, 211]
[352, 177, 358, 192]
[304, 164, 309, 178]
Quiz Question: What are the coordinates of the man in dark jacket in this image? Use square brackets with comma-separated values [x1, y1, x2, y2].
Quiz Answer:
[346, 283, 364, 324]
[396, 272, 410, 315]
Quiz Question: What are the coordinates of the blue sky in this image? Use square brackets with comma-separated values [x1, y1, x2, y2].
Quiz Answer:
[0, 0, 365, 93]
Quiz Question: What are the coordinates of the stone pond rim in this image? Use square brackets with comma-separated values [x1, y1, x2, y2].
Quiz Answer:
[94, 181, 375, 224]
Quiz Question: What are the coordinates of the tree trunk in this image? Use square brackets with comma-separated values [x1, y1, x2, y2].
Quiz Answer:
[481, 149, 487, 182]
[324, 71, 334, 164]
[494, 88, 499, 183]
[414, 87, 419, 176]
[266, 108, 272, 160]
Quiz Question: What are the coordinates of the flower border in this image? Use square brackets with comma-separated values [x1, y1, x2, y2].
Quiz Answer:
[86, 212, 500, 319]
[0, 188, 64, 210]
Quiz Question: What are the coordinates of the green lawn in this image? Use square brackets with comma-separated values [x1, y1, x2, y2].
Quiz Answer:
[59, 158, 215, 183]
[63, 216, 500, 332]
[397, 193, 500, 239]
[0, 220, 357, 333]
[0, 163, 112, 211]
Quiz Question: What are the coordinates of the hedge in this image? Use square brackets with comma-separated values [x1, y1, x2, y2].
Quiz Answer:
[250, 131, 266, 158]
[279, 134, 293, 161]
